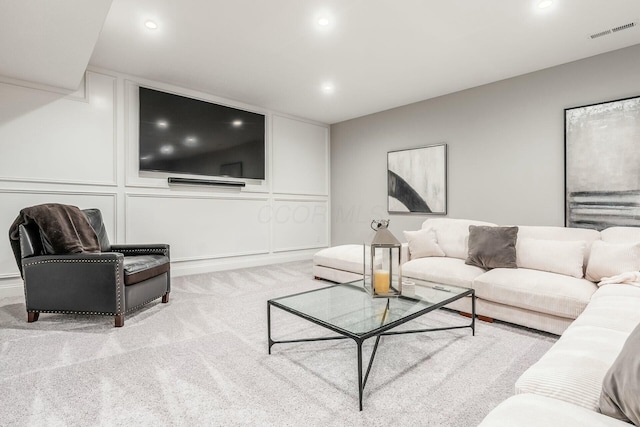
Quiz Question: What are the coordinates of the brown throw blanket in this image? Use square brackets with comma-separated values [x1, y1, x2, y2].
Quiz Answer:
[9, 204, 100, 273]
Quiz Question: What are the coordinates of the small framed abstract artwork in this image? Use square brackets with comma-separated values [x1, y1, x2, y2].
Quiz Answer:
[565, 95, 640, 230]
[388, 143, 447, 214]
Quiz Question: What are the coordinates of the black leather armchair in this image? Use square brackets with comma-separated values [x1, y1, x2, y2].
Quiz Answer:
[14, 208, 170, 327]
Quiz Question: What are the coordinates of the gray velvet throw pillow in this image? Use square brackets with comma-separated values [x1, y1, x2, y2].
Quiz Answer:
[599, 321, 640, 425]
[465, 225, 518, 270]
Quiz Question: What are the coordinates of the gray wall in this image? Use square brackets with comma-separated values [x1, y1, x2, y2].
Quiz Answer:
[330, 43, 640, 245]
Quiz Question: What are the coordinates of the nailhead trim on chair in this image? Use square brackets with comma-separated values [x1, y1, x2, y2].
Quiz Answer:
[115, 247, 169, 256]
[27, 293, 166, 317]
[116, 262, 121, 312]
[27, 309, 120, 316]
[23, 259, 119, 266]
[22, 258, 122, 314]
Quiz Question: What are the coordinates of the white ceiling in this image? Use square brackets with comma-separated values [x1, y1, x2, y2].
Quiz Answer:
[4, 1, 640, 124]
[0, 0, 112, 90]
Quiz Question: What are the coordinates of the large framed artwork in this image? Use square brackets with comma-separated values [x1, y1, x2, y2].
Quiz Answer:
[388, 143, 447, 214]
[565, 95, 640, 230]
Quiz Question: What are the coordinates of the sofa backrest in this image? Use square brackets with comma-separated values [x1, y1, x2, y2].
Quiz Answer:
[601, 226, 640, 243]
[516, 226, 601, 268]
[586, 226, 640, 283]
[421, 218, 497, 259]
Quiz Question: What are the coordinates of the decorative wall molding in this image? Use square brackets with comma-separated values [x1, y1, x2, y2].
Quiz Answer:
[0, 176, 118, 187]
[272, 114, 330, 196]
[0, 66, 330, 282]
[124, 193, 271, 262]
[270, 199, 329, 253]
[272, 196, 329, 203]
[0, 75, 75, 97]
[125, 192, 270, 202]
[0, 70, 118, 186]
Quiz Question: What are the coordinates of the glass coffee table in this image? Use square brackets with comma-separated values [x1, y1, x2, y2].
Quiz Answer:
[267, 279, 475, 410]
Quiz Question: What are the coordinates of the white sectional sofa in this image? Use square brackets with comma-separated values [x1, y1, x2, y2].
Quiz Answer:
[314, 218, 637, 335]
[313, 218, 640, 425]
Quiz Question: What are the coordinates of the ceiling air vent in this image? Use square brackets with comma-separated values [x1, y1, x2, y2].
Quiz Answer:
[590, 21, 637, 39]
[590, 29, 611, 39]
[612, 22, 636, 33]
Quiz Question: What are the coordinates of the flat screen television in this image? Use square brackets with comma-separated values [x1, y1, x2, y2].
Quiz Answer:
[138, 87, 266, 180]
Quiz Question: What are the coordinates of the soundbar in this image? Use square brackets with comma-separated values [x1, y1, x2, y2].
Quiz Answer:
[167, 177, 246, 187]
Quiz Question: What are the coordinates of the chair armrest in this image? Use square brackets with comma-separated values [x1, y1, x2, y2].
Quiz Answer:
[22, 252, 126, 315]
[110, 244, 170, 258]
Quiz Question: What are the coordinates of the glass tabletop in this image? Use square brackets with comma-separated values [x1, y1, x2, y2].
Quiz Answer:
[269, 279, 472, 337]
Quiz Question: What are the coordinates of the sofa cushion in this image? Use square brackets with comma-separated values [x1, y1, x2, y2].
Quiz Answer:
[403, 228, 445, 259]
[123, 255, 170, 286]
[313, 244, 379, 274]
[473, 268, 597, 319]
[402, 257, 485, 288]
[479, 394, 630, 427]
[599, 321, 640, 425]
[585, 240, 640, 283]
[516, 238, 586, 279]
[572, 284, 640, 334]
[420, 218, 497, 260]
[601, 226, 640, 243]
[516, 225, 600, 267]
[466, 225, 518, 269]
[515, 325, 629, 411]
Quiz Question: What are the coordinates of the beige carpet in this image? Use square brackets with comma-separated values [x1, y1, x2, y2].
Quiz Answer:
[0, 261, 556, 426]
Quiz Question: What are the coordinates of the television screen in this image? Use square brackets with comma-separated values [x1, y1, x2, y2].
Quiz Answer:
[138, 87, 266, 180]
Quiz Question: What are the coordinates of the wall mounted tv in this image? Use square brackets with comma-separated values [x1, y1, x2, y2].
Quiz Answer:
[138, 87, 266, 180]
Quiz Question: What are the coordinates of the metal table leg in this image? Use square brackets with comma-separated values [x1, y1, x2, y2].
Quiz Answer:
[472, 291, 476, 336]
[267, 301, 273, 354]
[357, 340, 363, 411]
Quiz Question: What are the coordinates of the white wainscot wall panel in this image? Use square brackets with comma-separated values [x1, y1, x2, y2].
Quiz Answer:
[0, 191, 117, 278]
[271, 199, 328, 252]
[0, 71, 116, 185]
[126, 195, 270, 262]
[272, 115, 328, 196]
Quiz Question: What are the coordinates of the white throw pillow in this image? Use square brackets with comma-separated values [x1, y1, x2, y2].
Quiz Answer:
[403, 228, 445, 259]
[586, 240, 640, 282]
[516, 238, 586, 278]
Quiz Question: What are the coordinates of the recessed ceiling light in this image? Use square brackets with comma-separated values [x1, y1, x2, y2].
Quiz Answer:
[318, 17, 330, 26]
[160, 144, 174, 155]
[232, 120, 243, 127]
[321, 83, 335, 94]
[145, 20, 158, 30]
[184, 136, 198, 146]
[537, 0, 553, 9]
[156, 119, 168, 128]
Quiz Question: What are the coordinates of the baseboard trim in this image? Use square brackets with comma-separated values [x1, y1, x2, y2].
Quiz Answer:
[170, 250, 317, 277]
[0, 283, 23, 298]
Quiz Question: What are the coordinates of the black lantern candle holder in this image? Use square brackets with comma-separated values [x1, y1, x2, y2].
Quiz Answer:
[363, 219, 402, 297]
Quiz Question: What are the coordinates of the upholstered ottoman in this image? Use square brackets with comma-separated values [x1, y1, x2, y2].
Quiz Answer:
[313, 244, 375, 283]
